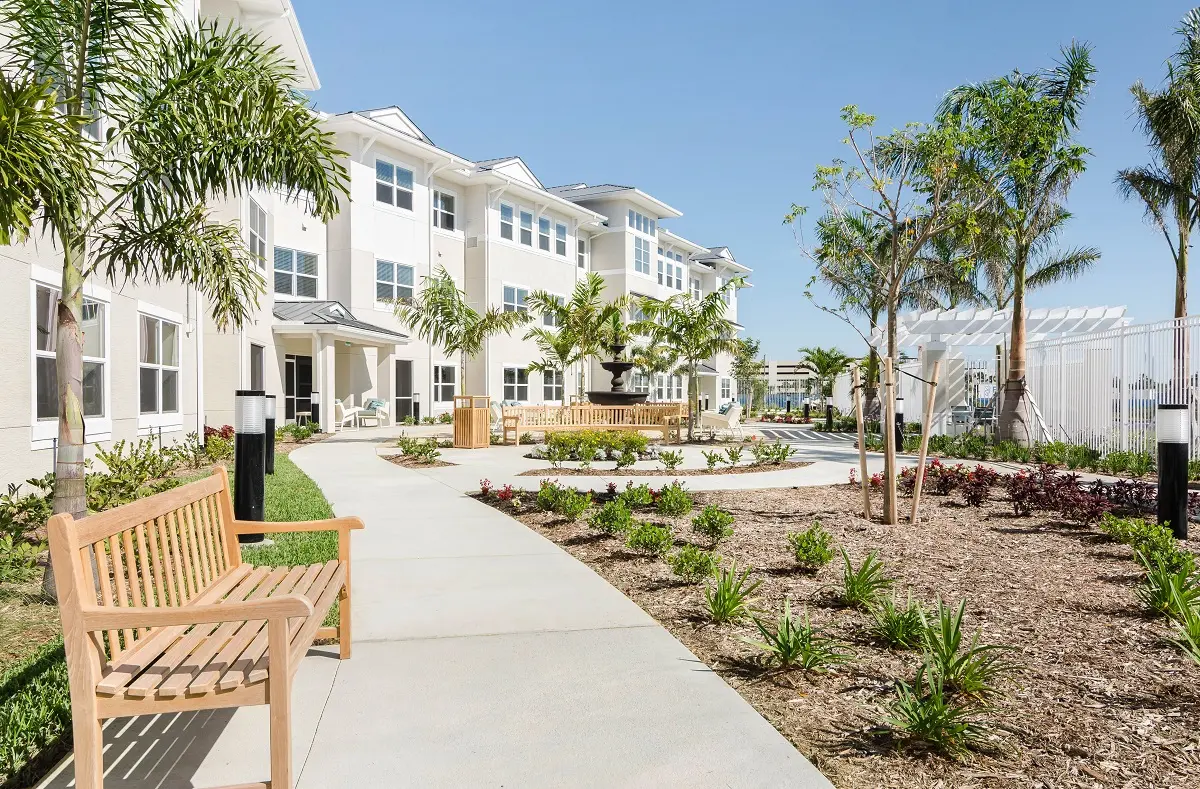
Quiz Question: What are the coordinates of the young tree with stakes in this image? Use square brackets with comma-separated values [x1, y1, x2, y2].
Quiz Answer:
[631, 278, 743, 441]
[786, 105, 997, 523]
[729, 336, 764, 414]
[0, 0, 348, 598]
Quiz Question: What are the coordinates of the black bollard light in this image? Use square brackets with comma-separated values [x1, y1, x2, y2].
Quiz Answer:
[264, 394, 277, 476]
[234, 389, 266, 544]
[786, 398, 791, 414]
[895, 397, 905, 451]
[414, 391, 421, 423]
[310, 390, 320, 431]
[1157, 404, 1189, 540]
[803, 402, 810, 421]
[825, 403, 834, 431]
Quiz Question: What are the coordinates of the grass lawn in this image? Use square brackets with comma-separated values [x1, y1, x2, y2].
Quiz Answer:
[0, 452, 340, 789]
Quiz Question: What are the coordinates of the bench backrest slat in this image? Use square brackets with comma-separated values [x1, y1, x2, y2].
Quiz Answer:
[51, 467, 241, 663]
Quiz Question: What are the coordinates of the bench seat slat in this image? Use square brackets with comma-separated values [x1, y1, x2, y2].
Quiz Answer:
[95, 564, 255, 696]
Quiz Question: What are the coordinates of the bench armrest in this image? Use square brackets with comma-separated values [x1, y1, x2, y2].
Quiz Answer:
[81, 594, 314, 630]
[230, 516, 365, 534]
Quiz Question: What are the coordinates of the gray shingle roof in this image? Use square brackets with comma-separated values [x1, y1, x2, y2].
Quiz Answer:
[546, 183, 636, 200]
[273, 301, 408, 340]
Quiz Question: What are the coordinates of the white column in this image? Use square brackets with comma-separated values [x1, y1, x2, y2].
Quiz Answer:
[314, 334, 336, 432]
[922, 342, 948, 436]
[377, 344, 395, 415]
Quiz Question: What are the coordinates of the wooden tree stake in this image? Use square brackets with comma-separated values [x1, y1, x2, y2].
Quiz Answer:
[909, 361, 942, 525]
[851, 366, 872, 520]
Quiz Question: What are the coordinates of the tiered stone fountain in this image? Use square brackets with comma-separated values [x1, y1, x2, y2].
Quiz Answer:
[586, 344, 649, 406]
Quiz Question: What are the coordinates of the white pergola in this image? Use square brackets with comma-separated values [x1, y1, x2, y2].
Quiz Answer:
[869, 306, 1129, 349]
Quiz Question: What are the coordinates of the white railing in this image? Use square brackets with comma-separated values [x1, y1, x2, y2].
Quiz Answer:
[1026, 316, 1200, 458]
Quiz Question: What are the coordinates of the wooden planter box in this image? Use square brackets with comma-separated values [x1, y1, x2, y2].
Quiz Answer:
[453, 395, 491, 449]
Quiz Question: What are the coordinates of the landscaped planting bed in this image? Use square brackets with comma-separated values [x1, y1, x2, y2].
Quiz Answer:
[515, 460, 812, 477]
[477, 474, 1200, 788]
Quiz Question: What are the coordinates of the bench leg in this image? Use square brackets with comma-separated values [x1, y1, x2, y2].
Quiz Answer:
[268, 619, 294, 789]
[338, 586, 352, 659]
[72, 713, 104, 789]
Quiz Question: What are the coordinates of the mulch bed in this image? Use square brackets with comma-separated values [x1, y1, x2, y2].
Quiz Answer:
[382, 454, 456, 469]
[516, 461, 812, 477]
[479, 483, 1200, 788]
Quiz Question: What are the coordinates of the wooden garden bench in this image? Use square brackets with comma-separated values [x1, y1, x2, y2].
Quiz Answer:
[46, 465, 363, 789]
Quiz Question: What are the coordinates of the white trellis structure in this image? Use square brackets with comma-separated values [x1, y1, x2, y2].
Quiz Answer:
[1026, 315, 1200, 459]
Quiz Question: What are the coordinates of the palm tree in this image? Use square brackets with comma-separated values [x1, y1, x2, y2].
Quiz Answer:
[394, 266, 529, 395]
[1117, 9, 1200, 392]
[631, 279, 742, 440]
[797, 346, 852, 412]
[0, 1, 347, 592]
[940, 44, 1100, 444]
[527, 272, 628, 397]
[628, 336, 682, 398]
[524, 324, 585, 403]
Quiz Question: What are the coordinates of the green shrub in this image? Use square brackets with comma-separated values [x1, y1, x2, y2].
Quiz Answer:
[1128, 451, 1155, 478]
[438, 411, 454, 424]
[701, 450, 724, 472]
[992, 440, 1031, 464]
[883, 665, 993, 757]
[749, 441, 772, 465]
[920, 599, 1013, 700]
[589, 500, 634, 535]
[654, 481, 693, 516]
[0, 534, 44, 584]
[691, 505, 734, 546]
[0, 476, 53, 540]
[536, 479, 563, 511]
[1065, 443, 1099, 470]
[519, 432, 535, 445]
[1033, 441, 1067, 466]
[667, 544, 720, 583]
[658, 449, 684, 471]
[1102, 450, 1132, 476]
[744, 598, 851, 671]
[1190, 459, 1200, 482]
[868, 593, 926, 650]
[0, 639, 71, 788]
[615, 448, 639, 470]
[576, 438, 598, 470]
[786, 522, 835, 570]
[625, 522, 674, 557]
[1172, 595, 1200, 665]
[547, 430, 648, 461]
[553, 488, 591, 520]
[703, 561, 761, 624]
[1136, 559, 1200, 620]
[839, 550, 894, 609]
[724, 446, 744, 465]
[618, 482, 654, 509]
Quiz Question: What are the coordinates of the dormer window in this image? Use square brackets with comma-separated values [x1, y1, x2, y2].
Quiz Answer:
[627, 209, 656, 237]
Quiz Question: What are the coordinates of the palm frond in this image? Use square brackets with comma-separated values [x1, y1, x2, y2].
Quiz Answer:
[1025, 246, 1101, 289]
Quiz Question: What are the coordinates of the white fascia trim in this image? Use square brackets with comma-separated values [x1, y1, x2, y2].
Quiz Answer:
[326, 113, 474, 174]
[473, 171, 608, 226]
[30, 264, 112, 301]
[137, 300, 184, 324]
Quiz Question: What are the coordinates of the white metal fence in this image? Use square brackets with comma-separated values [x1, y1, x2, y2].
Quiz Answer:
[1026, 316, 1200, 458]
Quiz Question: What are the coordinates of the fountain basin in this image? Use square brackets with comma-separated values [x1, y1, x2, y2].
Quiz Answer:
[586, 390, 649, 406]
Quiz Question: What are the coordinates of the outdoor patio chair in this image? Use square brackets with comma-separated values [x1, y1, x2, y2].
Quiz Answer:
[359, 398, 390, 427]
[334, 399, 363, 431]
[700, 402, 743, 440]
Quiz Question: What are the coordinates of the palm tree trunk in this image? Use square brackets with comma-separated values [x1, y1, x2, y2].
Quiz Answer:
[999, 253, 1031, 445]
[1173, 221, 1189, 398]
[43, 235, 88, 600]
[687, 366, 697, 441]
[460, 351, 468, 399]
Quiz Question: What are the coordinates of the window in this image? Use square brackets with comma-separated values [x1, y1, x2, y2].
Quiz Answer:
[720, 378, 731, 400]
[716, 275, 732, 305]
[503, 367, 528, 401]
[672, 374, 683, 400]
[674, 264, 684, 290]
[555, 223, 568, 256]
[140, 314, 179, 415]
[631, 372, 650, 394]
[655, 374, 683, 401]
[538, 216, 551, 251]
[376, 260, 414, 304]
[630, 303, 648, 324]
[273, 247, 318, 298]
[519, 210, 533, 246]
[634, 237, 651, 275]
[432, 190, 456, 231]
[34, 285, 106, 420]
[500, 203, 514, 240]
[690, 277, 702, 300]
[375, 159, 414, 210]
[543, 369, 564, 402]
[657, 250, 664, 285]
[503, 285, 528, 313]
[577, 237, 587, 269]
[250, 344, 265, 390]
[434, 365, 456, 402]
[247, 199, 267, 269]
[628, 209, 655, 236]
[542, 294, 564, 327]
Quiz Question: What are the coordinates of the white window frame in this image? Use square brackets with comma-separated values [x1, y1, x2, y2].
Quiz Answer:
[634, 237, 652, 276]
[554, 222, 568, 256]
[137, 302, 184, 431]
[273, 246, 320, 299]
[720, 378, 731, 400]
[538, 215, 551, 251]
[432, 188, 457, 232]
[499, 202, 514, 241]
[628, 209, 656, 237]
[29, 269, 113, 446]
[374, 156, 414, 212]
[503, 284, 529, 313]
[434, 364, 456, 402]
[543, 369, 564, 403]
[519, 210, 534, 246]
[503, 366, 529, 402]
[375, 259, 415, 310]
[247, 198, 267, 270]
[631, 372, 651, 394]
[577, 237, 588, 269]
[690, 276, 702, 300]
[657, 249, 665, 285]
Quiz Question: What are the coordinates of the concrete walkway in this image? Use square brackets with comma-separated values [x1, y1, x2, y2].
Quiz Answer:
[40, 435, 831, 788]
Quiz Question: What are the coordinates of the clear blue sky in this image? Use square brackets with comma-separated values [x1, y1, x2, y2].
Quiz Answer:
[293, 0, 1192, 360]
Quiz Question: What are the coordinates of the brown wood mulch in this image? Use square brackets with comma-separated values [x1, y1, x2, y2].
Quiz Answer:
[382, 454, 456, 469]
[479, 484, 1200, 789]
[516, 460, 812, 477]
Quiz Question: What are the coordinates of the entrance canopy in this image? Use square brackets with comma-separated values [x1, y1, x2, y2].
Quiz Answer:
[871, 306, 1129, 349]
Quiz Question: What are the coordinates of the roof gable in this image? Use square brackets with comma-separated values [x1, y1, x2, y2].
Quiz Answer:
[476, 156, 543, 189]
[359, 107, 432, 144]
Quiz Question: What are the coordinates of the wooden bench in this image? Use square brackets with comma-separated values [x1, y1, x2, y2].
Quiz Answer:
[46, 466, 363, 789]
[502, 403, 686, 441]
